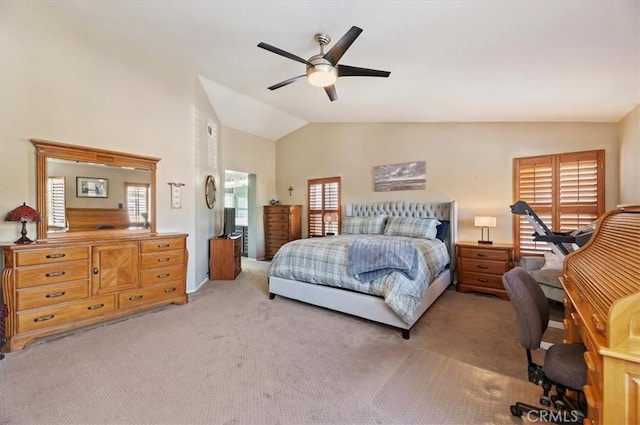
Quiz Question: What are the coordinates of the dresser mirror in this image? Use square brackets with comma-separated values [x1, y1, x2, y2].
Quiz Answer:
[33, 139, 160, 240]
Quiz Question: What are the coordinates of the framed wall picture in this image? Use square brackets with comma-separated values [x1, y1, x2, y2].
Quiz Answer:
[374, 161, 426, 191]
[76, 176, 108, 198]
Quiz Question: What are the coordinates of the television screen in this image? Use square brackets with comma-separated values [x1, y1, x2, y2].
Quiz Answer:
[224, 207, 236, 237]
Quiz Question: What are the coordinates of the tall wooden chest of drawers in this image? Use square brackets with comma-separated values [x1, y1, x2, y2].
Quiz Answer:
[456, 241, 514, 300]
[1, 234, 188, 351]
[264, 205, 301, 260]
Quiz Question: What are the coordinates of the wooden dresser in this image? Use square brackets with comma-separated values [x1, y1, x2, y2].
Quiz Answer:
[456, 241, 514, 300]
[561, 205, 640, 425]
[264, 205, 301, 260]
[209, 235, 241, 280]
[1, 233, 188, 351]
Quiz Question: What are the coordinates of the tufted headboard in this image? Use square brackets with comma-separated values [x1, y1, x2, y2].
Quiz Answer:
[344, 201, 458, 271]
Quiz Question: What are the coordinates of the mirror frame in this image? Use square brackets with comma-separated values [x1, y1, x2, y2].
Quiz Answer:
[205, 175, 216, 209]
[33, 139, 160, 240]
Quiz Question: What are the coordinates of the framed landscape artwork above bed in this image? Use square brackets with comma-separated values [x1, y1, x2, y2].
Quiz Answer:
[374, 161, 426, 191]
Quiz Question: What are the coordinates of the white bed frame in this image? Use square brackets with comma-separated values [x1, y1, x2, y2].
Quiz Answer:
[268, 201, 458, 339]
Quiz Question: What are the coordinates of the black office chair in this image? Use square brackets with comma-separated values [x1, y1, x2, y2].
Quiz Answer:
[502, 267, 587, 423]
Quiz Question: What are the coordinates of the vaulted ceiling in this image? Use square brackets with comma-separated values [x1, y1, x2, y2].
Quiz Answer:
[46, 1, 640, 140]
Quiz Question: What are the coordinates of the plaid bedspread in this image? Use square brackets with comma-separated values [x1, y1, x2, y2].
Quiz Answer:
[267, 235, 450, 324]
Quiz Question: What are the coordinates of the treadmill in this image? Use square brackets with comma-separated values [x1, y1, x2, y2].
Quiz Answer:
[510, 200, 593, 258]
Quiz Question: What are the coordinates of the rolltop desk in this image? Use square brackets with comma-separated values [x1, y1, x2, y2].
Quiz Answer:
[561, 205, 640, 425]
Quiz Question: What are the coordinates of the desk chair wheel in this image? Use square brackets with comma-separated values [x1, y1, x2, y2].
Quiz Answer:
[510, 405, 522, 417]
[540, 396, 551, 406]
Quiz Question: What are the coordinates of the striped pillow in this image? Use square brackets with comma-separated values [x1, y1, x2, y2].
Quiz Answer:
[342, 215, 387, 235]
[383, 217, 441, 240]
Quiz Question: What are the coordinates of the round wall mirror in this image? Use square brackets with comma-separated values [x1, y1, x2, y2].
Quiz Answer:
[205, 175, 216, 209]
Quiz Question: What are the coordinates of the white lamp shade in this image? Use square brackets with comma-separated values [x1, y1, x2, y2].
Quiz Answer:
[474, 216, 497, 227]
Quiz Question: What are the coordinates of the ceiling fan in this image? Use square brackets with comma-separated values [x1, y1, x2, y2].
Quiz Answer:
[257, 26, 391, 102]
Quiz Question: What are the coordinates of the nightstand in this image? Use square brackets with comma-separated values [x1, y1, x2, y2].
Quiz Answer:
[456, 241, 514, 300]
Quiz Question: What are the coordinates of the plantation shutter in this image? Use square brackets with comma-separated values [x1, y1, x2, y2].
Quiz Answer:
[308, 177, 341, 237]
[47, 176, 66, 229]
[513, 150, 604, 258]
[125, 183, 150, 226]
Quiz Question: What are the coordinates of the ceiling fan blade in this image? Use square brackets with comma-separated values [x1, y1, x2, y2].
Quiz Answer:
[267, 75, 306, 91]
[257, 42, 310, 65]
[338, 65, 391, 78]
[324, 85, 338, 102]
[323, 26, 363, 65]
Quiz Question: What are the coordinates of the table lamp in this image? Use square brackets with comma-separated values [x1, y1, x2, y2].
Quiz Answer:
[474, 216, 496, 244]
[323, 212, 337, 236]
[5, 202, 42, 244]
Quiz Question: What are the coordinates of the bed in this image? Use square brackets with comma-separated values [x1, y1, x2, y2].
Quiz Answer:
[267, 201, 457, 339]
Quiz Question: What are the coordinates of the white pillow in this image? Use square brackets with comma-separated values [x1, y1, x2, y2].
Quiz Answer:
[541, 252, 563, 270]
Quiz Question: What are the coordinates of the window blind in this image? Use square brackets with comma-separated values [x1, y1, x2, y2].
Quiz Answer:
[513, 150, 604, 257]
[125, 183, 150, 226]
[308, 177, 341, 237]
[47, 176, 66, 229]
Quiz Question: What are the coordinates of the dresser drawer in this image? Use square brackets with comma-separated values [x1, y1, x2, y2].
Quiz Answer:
[140, 250, 185, 269]
[459, 258, 509, 275]
[140, 238, 185, 253]
[15, 261, 90, 289]
[459, 272, 505, 289]
[119, 281, 185, 309]
[267, 229, 289, 239]
[140, 264, 185, 286]
[17, 294, 116, 333]
[458, 247, 509, 261]
[265, 206, 291, 215]
[16, 280, 89, 310]
[265, 213, 289, 223]
[15, 247, 89, 267]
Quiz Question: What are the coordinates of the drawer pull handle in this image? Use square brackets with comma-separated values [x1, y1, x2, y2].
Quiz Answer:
[158, 243, 170, 248]
[87, 303, 105, 310]
[584, 352, 596, 371]
[46, 271, 65, 278]
[129, 295, 143, 301]
[45, 291, 66, 298]
[93, 267, 99, 275]
[478, 278, 489, 283]
[34, 314, 54, 323]
[477, 265, 489, 269]
[476, 253, 488, 258]
[591, 314, 606, 333]
[158, 273, 170, 279]
[164, 287, 176, 293]
[157, 257, 170, 263]
[46, 253, 66, 259]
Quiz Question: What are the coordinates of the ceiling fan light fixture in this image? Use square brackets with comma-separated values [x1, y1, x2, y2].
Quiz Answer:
[306, 64, 337, 87]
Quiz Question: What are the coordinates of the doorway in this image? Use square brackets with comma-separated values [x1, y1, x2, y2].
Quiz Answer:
[224, 170, 255, 258]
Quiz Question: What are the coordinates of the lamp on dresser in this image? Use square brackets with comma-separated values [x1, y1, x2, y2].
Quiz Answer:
[5, 202, 41, 244]
[474, 216, 496, 244]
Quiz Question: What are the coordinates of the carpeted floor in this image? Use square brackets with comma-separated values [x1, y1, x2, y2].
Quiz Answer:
[0, 259, 560, 424]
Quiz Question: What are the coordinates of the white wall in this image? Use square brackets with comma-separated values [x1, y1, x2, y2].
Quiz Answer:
[276, 122, 620, 244]
[619, 104, 640, 204]
[0, 1, 218, 291]
[220, 126, 276, 260]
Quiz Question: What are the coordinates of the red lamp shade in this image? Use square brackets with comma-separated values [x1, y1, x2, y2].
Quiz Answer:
[5, 202, 41, 244]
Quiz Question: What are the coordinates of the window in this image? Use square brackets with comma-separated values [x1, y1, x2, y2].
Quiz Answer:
[47, 176, 66, 229]
[125, 182, 150, 227]
[513, 150, 605, 257]
[308, 177, 341, 237]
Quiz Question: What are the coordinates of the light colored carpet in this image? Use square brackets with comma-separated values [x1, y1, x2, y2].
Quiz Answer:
[0, 259, 554, 424]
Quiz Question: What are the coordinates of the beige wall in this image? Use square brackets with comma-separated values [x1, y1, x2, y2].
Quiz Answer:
[619, 104, 640, 204]
[221, 126, 277, 260]
[276, 122, 620, 244]
[0, 1, 219, 291]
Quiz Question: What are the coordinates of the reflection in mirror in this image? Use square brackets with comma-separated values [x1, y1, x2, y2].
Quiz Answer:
[33, 139, 159, 240]
[46, 158, 151, 233]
